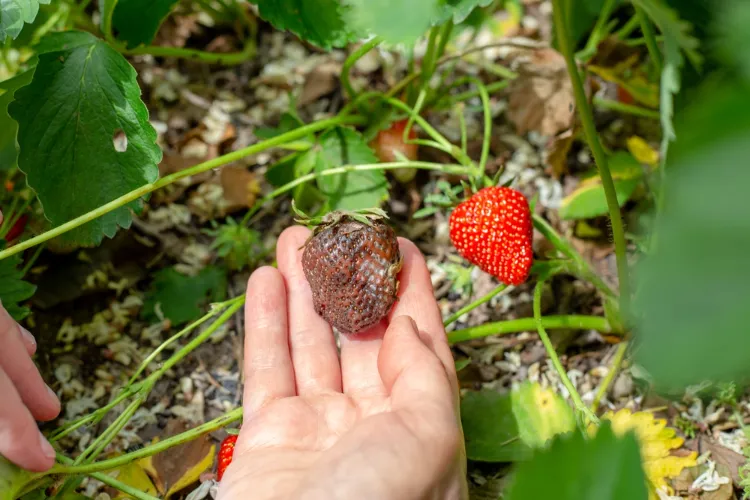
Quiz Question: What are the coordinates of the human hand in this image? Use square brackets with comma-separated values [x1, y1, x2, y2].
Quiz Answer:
[0, 212, 61, 472]
[217, 226, 467, 500]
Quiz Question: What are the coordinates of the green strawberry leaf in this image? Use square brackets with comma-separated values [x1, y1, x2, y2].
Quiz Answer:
[632, 80, 750, 393]
[142, 266, 227, 326]
[0, 68, 35, 171]
[0, 0, 51, 41]
[8, 31, 161, 246]
[433, 0, 494, 25]
[505, 423, 648, 500]
[0, 241, 36, 321]
[345, 0, 439, 45]
[510, 382, 576, 449]
[630, 0, 702, 163]
[111, 0, 180, 48]
[248, 0, 358, 50]
[314, 127, 389, 211]
[460, 389, 532, 462]
[0, 456, 35, 500]
[559, 152, 643, 220]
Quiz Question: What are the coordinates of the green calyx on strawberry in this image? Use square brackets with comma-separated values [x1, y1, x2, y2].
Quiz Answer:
[448, 183, 534, 286]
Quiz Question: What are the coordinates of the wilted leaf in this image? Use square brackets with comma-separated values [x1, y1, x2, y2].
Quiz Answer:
[460, 389, 531, 462]
[248, 0, 358, 50]
[0, 0, 51, 41]
[142, 266, 227, 326]
[314, 127, 388, 211]
[298, 61, 341, 106]
[507, 48, 575, 137]
[592, 409, 698, 499]
[111, 0, 180, 48]
[505, 423, 648, 500]
[106, 460, 158, 499]
[8, 30, 161, 246]
[543, 127, 575, 177]
[220, 166, 261, 210]
[588, 60, 659, 109]
[626, 136, 659, 166]
[510, 382, 576, 449]
[559, 151, 643, 220]
[0, 241, 36, 320]
[141, 420, 216, 498]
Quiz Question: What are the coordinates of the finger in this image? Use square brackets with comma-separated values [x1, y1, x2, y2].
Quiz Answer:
[277, 226, 342, 395]
[389, 239, 457, 387]
[0, 307, 59, 421]
[243, 266, 295, 413]
[339, 320, 388, 397]
[18, 325, 37, 356]
[0, 367, 57, 472]
[378, 316, 454, 408]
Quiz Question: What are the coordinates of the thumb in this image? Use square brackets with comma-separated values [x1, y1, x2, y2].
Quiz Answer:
[378, 315, 454, 409]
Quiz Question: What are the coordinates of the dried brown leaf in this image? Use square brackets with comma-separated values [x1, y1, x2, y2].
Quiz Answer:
[507, 48, 575, 137]
[299, 61, 341, 106]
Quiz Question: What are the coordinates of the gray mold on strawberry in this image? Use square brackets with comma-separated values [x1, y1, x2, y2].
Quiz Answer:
[300, 210, 403, 334]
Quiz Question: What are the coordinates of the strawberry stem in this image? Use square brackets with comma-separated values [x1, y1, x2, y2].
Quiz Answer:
[447, 314, 615, 343]
[590, 341, 629, 413]
[552, 0, 632, 317]
[533, 280, 600, 427]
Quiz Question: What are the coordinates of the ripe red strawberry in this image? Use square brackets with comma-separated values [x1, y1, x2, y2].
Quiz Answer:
[4, 213, 28, 242]
[216, 434, 237, 481]
[300, 209, 403, 334]
[449, 186, 533, 285]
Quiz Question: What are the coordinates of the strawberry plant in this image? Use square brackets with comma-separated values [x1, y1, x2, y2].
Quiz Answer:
[0, 0, 748, 498]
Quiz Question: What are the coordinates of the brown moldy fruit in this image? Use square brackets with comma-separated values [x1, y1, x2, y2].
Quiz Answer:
[300, 209, 403, 334]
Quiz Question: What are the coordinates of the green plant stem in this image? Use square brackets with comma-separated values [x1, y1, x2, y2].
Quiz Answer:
[341, 36, 383, 102]
[591, 341, 628, 413]
[615, 15, 640, 39]
[436, 80, 510, 109]
[46, 407, 243, 477]
[20, 243, 45, 275]
[125, 38, 255, 65]
[552, 0, 631, 316]
[579, 0, 618, 59]
[243, 161, 468, 224]
[466, 77, 491, 186]
[634, 4, 663, 72]
[421, 27, 441, 90]
[532, 214, 617, 299]
[443, 284, 509, 327]
[447, 314, 612, 344]
[54, 455, 160, 500]
[593, 96, 660, 119]
[0, 115, 365, 262]
[76, 393, 147, 464]
[533, 280, 599, 426]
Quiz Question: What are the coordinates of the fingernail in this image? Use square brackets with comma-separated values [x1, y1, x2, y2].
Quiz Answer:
[47, 385, 59, 403]
[20, 327, 36, 348]
[39, 433, 56, 461]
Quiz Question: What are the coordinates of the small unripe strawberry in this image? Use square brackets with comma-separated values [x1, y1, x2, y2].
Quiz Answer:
[216, 434, 237, 481]
[372, 119, 418, 184]
[449, 186, 533, 285]
[300, 209, 403, 334]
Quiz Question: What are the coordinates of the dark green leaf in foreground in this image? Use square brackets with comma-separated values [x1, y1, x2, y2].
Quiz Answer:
[460, 389, 531, 462]
[314, 127, 388, 211]
[0, 241, 36, 320]
[0, 68, 35, 171]
[111, 0, 180, 48]
[8, 31, 161, 246]
[248, 0, 358, 50]
[505, 423, 648, 500]
[0, 0, 50, 41]
[142, 266, 227, 326]
[346, 0, 438, 45]
[632, 81, 750, 392]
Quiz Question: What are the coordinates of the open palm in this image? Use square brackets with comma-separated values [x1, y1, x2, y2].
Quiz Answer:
[217, 227, 467, 500]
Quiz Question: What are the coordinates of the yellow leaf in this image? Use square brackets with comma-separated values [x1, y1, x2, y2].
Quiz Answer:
[511, 382, 576, 448]
[588, 64, 659, 108]
[108, 460, 158, 499]
[627, 136, 659, 166]
[590, 409, 698, 499]
[164, 442, 215, 499]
